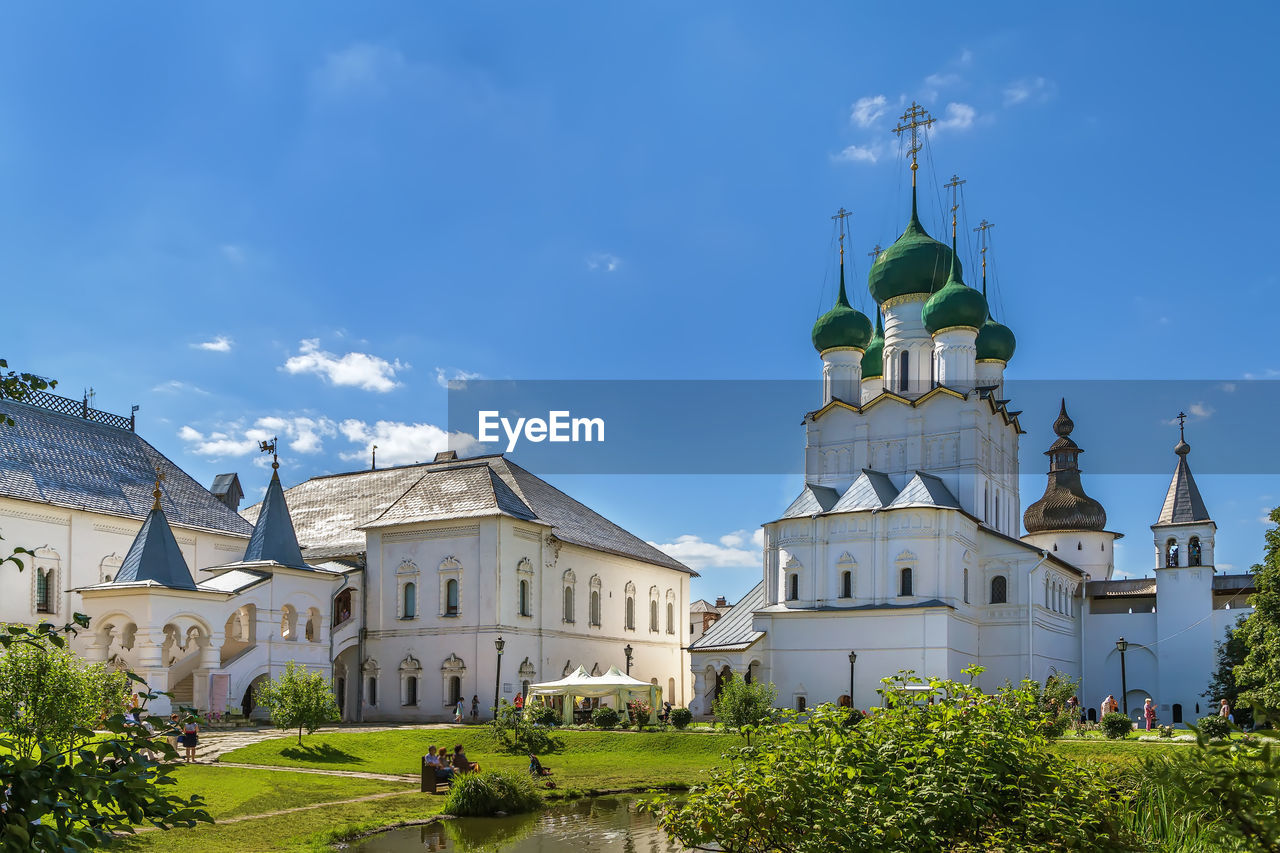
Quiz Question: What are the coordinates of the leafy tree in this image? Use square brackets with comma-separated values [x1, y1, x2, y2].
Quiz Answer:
[493, 701, 562, 754]
[254, 661, 340, 744]
[0, 358, 55, 424]
[655, 668, 1130, 852]
[1234, 507, 1280, 722]
[712, 673, 777, 738]
[0, 631, 130, 758]
[1204, 618, 1253, 727]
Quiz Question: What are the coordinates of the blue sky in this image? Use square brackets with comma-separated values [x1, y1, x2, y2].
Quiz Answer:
[3, 4, 1278, 601]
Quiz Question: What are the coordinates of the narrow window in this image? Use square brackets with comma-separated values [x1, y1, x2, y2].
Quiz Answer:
[990, 575, 1008, 605]
[590, 589, 601, 626]
[787, 573, 799, 601]
[563, 586, 575, 623]
[403, 582, 416, 619]
[841, 571, 852, 598]
[898, 351, 910, 393]
[666, 601, 675, 634]
[963, 568, 969, 604]
[797, 696, 807, 712]
[35, 569, 53, 614]
[1189, 537, 1202, 567]
[518, 579, 530, 616]
[625, 596, 635, 630]
[448, 675, 461, 705]
[405, 676, 418, 706]
[1165, 538, 1179, 568]
[899, 567, 912, 597]
[649, 599, 659, 632]
[367, 677, 378, 707]
[445, 579, 459, 616]
[1172, 703, 1183, 724]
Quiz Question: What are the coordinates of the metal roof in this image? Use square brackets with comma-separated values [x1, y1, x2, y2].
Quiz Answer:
[831, 469, 899, 512]
[240, 472, 308, 569]
[780, 484, 840, 519]
[1086, 578, 1157, 597]
[1157, 453, 1211, 525]
[247, 454, 694, 574]
[113, 505, 196, 590]
[0, 398, 252, 536]
[689, 581, 766, 652]
[889, 471, 961, 509]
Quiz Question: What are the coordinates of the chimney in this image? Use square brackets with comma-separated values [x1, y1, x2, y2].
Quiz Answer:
[210, 473, 244, 513]
[433, 450, 458, 463]
[715, 595, 727, 608]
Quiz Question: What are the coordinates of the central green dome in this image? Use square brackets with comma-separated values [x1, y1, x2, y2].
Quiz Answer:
[812, 263, 873, 354]
[861, 311, 885, 378]
[922, 239, 987, 334]
[868, 190, 959, 305]
[976, 315, 1016, 362]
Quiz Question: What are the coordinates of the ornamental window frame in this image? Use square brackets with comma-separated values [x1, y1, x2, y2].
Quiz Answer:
[400, 654, 422, 707]
[439, 556, 462, 617]
[648, 585, 660, 633]
[624, 581, 636, 631]
[562, 569, 576, 624]
[441, 653, 466, 708]
[517, 558, 534, 618]
[589, 575, 602, 627]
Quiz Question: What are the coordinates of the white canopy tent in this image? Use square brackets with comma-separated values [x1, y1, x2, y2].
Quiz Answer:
[527, 665, 661, 724]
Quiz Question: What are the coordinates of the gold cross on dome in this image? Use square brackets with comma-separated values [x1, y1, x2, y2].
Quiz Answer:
[893, 101, 935, 177]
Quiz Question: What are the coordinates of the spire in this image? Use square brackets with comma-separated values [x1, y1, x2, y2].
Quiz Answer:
[243, 439, 308, 569]
[1023, 399, 1107, 533]
[114, 482, 196, 590]
[1157, 414, 1210, 524]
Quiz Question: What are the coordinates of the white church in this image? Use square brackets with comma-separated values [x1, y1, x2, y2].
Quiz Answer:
[689, 157, 1255, 725]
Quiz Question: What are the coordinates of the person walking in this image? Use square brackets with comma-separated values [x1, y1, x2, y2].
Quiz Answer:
[454, 699, 464, 724]
[182, 717, 200, 763]
[471, 695, 479, 722]
[1220, 699, 1233, 723]
[1143, 698, 1157, 731]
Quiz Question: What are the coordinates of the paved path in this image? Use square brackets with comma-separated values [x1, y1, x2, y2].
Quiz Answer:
[192, 723, 457, 762]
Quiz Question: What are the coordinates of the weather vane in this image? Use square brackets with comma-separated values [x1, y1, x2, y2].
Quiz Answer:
[258, 436, 279, 471]
[893, 102, 935, 184]
[152, 468, 165, 511]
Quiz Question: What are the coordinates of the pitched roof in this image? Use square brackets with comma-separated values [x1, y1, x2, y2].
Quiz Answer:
[0, 398, 252, 536]
[1157, 453, 1211, 525]
[240, 470, 309, 569]
[831, 469, 899, 512]
[689, 581, 765, 652]
[888, 472, 961, 509]
[247, 454, 694, 574]
[113, 503, 197, 590]
[780, 484, 840, 519]
[1086, 578, 1157, 597]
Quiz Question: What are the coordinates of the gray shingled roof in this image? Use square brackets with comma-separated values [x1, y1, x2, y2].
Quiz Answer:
[1157, 453, 1211, 525]
[690, 581, 765, 652]
[890, 472, 961, 509]
[0, 398, 253, 536]
[113, 504, 197, 590]
[781, 484, 840, 519]
[240, 472, 308, 569]
[832, 469, 899, 512]
[1086, 578, 1157, 597]
[247, 455, 694, 574]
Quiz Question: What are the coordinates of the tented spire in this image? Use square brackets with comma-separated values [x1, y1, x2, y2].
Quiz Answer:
[114, 490, 197, 590]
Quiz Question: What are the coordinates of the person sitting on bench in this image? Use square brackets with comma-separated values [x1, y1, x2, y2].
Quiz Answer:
[426, 746, 455, 781]
[528, 753, 552, 777]
[451, 744, 480, 773]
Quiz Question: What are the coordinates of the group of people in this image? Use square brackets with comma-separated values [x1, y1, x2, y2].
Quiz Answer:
[1093, 694, 1236, 731]
[425, 744, 481, 782]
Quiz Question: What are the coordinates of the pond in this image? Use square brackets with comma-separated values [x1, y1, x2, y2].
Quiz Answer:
[345, 796, 694, 852]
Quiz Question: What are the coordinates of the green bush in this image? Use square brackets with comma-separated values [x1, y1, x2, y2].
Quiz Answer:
[524, 704, 559, 727]
[442, 769, 544, 817]
[492, 703, 563, 755]
[1197, 714, 1232, 740]
[1157, 724, 1175, 738]
[669, 707, 692, 730]
[591, 707, 620, 730]
[712, 673, 777, 735]
[1101, 712, 1133, 739]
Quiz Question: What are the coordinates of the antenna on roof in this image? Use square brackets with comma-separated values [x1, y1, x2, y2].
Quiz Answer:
[371, 445, 378, 471]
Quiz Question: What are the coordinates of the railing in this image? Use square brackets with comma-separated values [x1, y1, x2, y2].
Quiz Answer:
[4, 388, 136, 431]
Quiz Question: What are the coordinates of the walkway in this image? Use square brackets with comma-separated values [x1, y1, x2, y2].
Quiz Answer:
[192, 722, 456, 762]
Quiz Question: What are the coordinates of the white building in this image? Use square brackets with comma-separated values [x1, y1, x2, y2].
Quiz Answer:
[689, 183, 1254, 725]
[251, 452, 695, 722]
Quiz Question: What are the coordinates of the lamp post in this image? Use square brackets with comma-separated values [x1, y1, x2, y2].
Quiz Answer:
[493, 635, 505, 721]
[1115, 637, 1129, 718]
[624, 644, 634, 676]
[848, 650, 857, 709]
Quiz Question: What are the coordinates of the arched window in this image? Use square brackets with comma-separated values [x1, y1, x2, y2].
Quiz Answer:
[841, 571, 852, 598]
[898, 351, 910, 393]
[668, 677, 675, 701]
[445, 579, 459, 616]
[35, 568, 54, 614]
[1189, 537, 1202, 567]
[1172, 703, 1183, 723]
[899, 567, 912, 597]
[405, 676, 418, 706]
[990, 575, 1008, 605]
[625, 595, 635, 630]
[403, 582, 417, 619]
[518, 579, 531, 617]
[1087, 707, 1096, 722]
[590, 589, 602, 626]
[333, 588, 353, 626]
[983, 483, 989, 521]
[666, 601, 675, 634]
[447, 675, 461, 706]
[367, 677, 378, 707]
[649, 599, 659, 632]
[563, 586, 575, 623]
[1165, 538, 1179, 568]
[963, 567, 970, 604]
[796, 696, 807, 712]
[787, 573, 799, 601]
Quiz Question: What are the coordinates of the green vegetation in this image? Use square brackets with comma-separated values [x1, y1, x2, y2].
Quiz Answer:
[1205, 620, 1253, 727]
[590, 706, 620, 729]
[161, 766, 411, 819]
[1102, 711, 1134, 739]
[442, 769, 544, 817]
[1235, 507, 1280, 723]
[1197, 714, 1232, 740]
[669, 707, 692, 729]
[711, 672, 777, 736]
[253, 662, 340, 745]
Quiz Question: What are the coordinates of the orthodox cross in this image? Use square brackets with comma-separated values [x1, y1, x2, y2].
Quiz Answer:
[943, 174, 966, 239]
[1177, 411, 1187, 441]
[973, 219, 995, 279]
[258, 436, 279, 470]
[831, 207, 852, 261]
[893, 102, 935, 182]
[868, 244, 883, 264]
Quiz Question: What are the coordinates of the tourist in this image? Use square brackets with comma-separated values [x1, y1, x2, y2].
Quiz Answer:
[1066, 696, 1079, 722]
[166, 714, 181, 752]
[451, 744, 479, 773]
[454, 698, 464, 724]
[471, 695, 479, 721]
[1143, 698, 1157, 731]
[528, 753, 552, 777]
[182, 716, 200, 763]
[1220, 699, 1233, 723]
[426, 746, 454, 781]
[514, 693, 524, 711]
[1101, 694, 1118, 718]
[660, 701, 672, 724]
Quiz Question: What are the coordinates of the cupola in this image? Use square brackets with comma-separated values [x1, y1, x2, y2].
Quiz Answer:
[812, 260, 873, 354]
[922, 237, 987, 334]
[867, 188, 958, 305]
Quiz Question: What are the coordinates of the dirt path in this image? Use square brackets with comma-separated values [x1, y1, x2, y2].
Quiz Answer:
[206, 761, 416, 783]
[129, 789, 419, 833]
[192, 723, 456, 762]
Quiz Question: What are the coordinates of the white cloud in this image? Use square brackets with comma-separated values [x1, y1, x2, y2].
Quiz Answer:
[921, 73, 962, 101]
[1220, 383, 1237, 393]
[193, 335, 233, 353]
[834, 143, 882, 164]
[646, 528, 764, 571]
[311, 42, 409, 100]
[850, 95, 887, 128]
[152, 380, 209, 395]
[586, 252, 621, 273]
[1003, 76, 1056, 106]
[179, 416, 337, 457]
[339, 419, 479, 467]
[935, 102, 976, 132]
[220, 244, 246, 264]
[1243, 368, 1280, 379]
[435, 367, 484, 390]
[283, 338, 405, 393]
[1189, 403, 1213, 419]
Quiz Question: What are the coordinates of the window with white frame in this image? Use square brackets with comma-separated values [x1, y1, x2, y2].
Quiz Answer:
[589, 575, 602, 626]
[648, 586, 660, 632]
[441, 653, 466, 707]
[624, 581, 636, 630]
[439, 556, 462, 617]
[562, 569, 576, 623]
[517, 557, 534, 617]
[400, 655, 421, 706]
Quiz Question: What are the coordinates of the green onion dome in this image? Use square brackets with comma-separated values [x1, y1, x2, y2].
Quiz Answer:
[922, 238, 987, 334]
[975, 273, 1016, 362]
[812, 262, 873, 354]
[868, 189, 959, 305]
[861, 311, 885, 378]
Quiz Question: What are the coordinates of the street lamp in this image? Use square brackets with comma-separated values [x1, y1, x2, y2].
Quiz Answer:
[1115, 637, 1129, 717]
[848, 651, 857, 709]
[493, 635, 505, 721]
[624, 644, 634, 676]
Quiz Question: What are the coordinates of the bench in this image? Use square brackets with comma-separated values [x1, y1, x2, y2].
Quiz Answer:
[420, 757, 449, 794]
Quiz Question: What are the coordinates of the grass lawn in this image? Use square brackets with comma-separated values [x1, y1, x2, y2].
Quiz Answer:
[160, 765, 413, 820]
[221, 726, 740, 794]
[1049, 737, 1186, 770]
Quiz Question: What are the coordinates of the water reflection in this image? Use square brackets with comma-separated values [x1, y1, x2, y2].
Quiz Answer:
[348, 797, 692, 853]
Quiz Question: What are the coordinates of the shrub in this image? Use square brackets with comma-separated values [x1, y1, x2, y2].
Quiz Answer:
[442, 769, 544, 817]
[1101, 712, 1133, 739]
[628, 699, 652, 729]
[712, 673, 777, 736]
[524, 704, 559, 727]
[1158, 724, 1175, 739]
[591, 707, 620, 730]
[493, 702, 563, 755]
[1197, 714, 1232, 740]
[669, 707, 692, 730]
